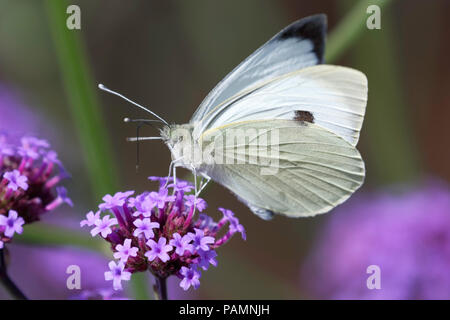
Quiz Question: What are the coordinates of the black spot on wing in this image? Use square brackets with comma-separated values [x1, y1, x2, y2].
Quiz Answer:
[277, 14, 327, 63]
[294, 110, 315, 124]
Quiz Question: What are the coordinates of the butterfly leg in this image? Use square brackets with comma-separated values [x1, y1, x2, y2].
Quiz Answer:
[173, 165, 177, 188]
[190, 166, 200, 217]
[196, 176, 211, 197]
[169, 164, 181, 196]
[192, 167, 198, 196]
[164, 157, 184, 188]
[196, 177, 204, 195]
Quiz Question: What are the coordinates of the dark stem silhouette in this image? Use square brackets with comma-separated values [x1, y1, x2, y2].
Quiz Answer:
[0, 248, 28, 300]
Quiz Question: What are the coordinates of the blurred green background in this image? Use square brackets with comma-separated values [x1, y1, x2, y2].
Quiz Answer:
[0, 0, 449, 299]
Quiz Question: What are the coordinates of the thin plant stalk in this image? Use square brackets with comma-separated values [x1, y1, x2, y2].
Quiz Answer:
[153, 276, 168, 300]
[326, 0, 393, 63]
[0, 249, 27, 300]
[43, 0, 148, 299]
[44, 0, 118, 199]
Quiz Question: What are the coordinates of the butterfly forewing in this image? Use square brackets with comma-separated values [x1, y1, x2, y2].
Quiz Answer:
[197, 65, 368, 147]
[191, 14, 327, 126]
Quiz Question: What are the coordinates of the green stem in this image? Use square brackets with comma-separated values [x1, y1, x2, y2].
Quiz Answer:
[340, 0, 419, 184]
[43, 0, 148, 299]
[44, 0, 118, 199]
[326, 0, 392, 63]
[152, 276, 168, 300]
[129, 272, 152, 300]
[15, 224, 109, 254]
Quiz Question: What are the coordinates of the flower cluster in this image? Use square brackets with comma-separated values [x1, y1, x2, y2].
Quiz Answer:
[0, 134, 72, 249]
[81, 176, 246, 291]
[302, 181, 450, 299]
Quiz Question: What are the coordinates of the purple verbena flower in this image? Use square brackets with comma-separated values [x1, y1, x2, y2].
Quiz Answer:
[133, 195, 156, 217]
[179, 266, 201, 291]
[148, 188, 175, 209]
[219, 207, 246, 240]
[133, 218, 159, 239]
[80, 211, 101, 227]
[197, 249, 218, 271]
[18, 145, 39, 160]
[99, 192, 126, 211]
[148, 176, 173, 187]
[184, 195, 207, 212]
[43, 150, 60, 164]
[45, 186, 73, 211]
[3, 169, 28, 191]
[113, 239, 138, 262]
[219, 207, 234, 221]
[21, 136, 50, 149]
[0, 210, 24, 238]
[117, 190, 134, 198]
[169, 180, 194, 193]
[145, 237, 173, 263]
[91, 215, 118, 238]
[0, 136, 13, 157]
[195, 213, 217, 231]
[104, 261, 131, 291]
[190, 228, 215, 251]
[169, 232, 194, 255]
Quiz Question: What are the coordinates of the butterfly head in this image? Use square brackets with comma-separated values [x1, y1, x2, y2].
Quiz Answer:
[160, 124, 197, 163]
[160, 124, 192, 145]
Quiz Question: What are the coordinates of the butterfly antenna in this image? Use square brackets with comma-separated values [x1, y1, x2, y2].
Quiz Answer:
[123, 118, 165, 125]
[123, 117, 164, 132]
[124, 118, 164, 141]
[123, 118, 164, 172]
[126, 137, 163, 142]
[98, 84, 169, 125]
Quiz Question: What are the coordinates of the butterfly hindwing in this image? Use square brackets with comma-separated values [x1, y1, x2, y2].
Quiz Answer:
[199, 119, 365, 218]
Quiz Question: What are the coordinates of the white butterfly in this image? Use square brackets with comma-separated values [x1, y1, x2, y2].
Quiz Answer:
[100, 14, 368, 220]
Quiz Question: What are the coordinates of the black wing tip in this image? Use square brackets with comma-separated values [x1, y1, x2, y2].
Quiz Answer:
[278, 14, 327, 63]
[279, 14, 327, 39]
